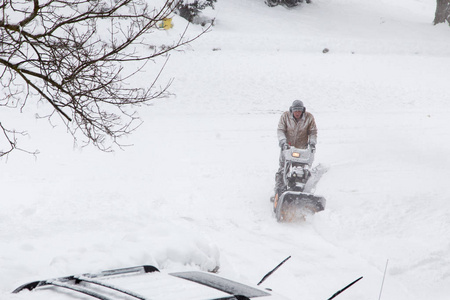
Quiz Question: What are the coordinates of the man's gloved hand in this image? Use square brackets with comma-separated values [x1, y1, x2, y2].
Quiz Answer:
[309, 144, 316, 153]
[279, 139, 289, 150]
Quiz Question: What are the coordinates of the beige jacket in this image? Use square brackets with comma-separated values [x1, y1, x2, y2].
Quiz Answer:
[277, 111, 317, 149]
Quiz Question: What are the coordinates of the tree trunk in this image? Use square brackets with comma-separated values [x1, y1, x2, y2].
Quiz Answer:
[434, 0, 450, 25]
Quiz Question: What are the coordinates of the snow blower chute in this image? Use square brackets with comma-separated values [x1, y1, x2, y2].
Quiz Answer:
[273, 145, 327, 222]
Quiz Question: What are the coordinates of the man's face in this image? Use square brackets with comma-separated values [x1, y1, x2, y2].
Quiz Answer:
[293, 110, 303, 119]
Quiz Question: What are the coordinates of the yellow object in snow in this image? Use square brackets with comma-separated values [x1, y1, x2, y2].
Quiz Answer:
[158, 18, 173, 30]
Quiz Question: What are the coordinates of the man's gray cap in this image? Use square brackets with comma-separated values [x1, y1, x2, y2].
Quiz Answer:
[290, 100, 305, 112]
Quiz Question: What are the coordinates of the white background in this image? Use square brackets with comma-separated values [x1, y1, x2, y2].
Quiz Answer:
[2, 0, 450, 299]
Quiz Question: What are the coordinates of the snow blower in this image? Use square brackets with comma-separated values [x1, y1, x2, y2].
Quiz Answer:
[273, 145, 327, 222]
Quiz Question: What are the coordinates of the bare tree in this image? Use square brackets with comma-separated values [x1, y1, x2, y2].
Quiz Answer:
[1, 0, 206, 157]
[434, 0, 450, 25]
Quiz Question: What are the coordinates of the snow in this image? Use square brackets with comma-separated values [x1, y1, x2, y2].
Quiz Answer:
[2, 0, 450, 299]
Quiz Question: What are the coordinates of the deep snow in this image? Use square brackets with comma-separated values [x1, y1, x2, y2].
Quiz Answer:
[2, 0, 450, 299]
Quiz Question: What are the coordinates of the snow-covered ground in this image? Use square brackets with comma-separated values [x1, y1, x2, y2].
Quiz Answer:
[2, 0, 450, 299]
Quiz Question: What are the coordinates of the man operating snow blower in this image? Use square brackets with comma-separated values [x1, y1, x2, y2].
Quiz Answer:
[271, 100, 326, 222]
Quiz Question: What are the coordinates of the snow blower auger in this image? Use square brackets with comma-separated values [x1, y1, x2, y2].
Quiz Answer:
[273, 145, 327, 222]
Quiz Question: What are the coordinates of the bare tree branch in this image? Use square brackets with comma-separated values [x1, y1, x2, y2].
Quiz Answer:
[1, 0, 209, 156]
[0, 122, 39, 159]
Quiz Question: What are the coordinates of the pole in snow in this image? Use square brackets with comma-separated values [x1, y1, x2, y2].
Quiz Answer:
[378, 259, 389, 300]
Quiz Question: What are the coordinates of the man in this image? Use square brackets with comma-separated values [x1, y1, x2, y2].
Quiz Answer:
[272, 100, 318, 200]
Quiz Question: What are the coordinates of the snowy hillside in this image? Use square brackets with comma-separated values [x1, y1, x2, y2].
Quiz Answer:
[2, 0, 450, 300]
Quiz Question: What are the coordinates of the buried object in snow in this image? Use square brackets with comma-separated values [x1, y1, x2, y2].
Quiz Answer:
[13, 265, 289, 299]
[273, 146, 327, 222]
